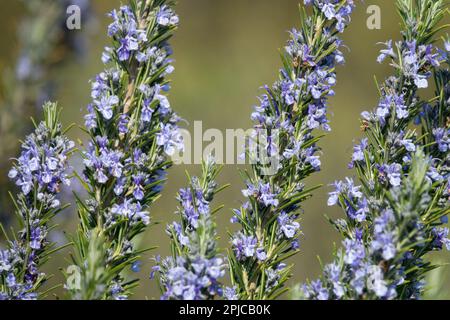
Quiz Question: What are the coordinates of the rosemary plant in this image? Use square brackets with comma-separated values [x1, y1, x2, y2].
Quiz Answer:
[153, 157, 227, 300]
[0, 102, 74, 300]
[226, 0, 356, 300]
[0, 0, 91, 219]
[299, 0, 450, 300]
[67, 0, 182, 300]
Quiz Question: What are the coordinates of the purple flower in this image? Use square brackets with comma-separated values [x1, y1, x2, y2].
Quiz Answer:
[321, 3, 336, 20]
[431, 227, 450, 251]
[118, 36, 139, 61]
[256, 248, 267, 261]
[328, 178, 362, 207]
[343, 234, 365, 267]
[171, 222, 189, 247]
[132, 174, 145, 200]
[310, 280, 329, 300]
[377, 163, 402, 187]
[386, 163, 402, 187]
[84, 104, 97, 129]
[232, 234, 257, 260]
[401, 139, 416, 152]
[30, 227, 44, 250]
[278, 212, 300, 239]
[242, 182, 279, 207]
[280, 79, 296, 105]
[351, 138, 368, 164]
[377, 40, 395, 63]
[367, 265, 389, 298]
[350, 197, 369, 222]
[307, 103, 329, 131]
[326, 263, 345, 298]
[141, 101, 154, 122]
[95, 95, 119, 120]
[111, 199, 150, 226]
[433, 128, 449, 152]
[157, 5, 179, 27]
[118, 115, 129, 134]
[156, 123, 184, 156]
[305, 147, 321, 170]
[224, 287, 239, 300]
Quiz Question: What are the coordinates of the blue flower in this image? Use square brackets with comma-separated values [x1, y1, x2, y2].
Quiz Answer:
[324, 263, 345, 298]
[95, 95, 119, 120]
[367, 266, 389, 298]
[310, 280, 329, 300]
[242, 182, 279, 207]
[256, 248, 267, 261]
[131, 261, 142, 273]
[433, 128, 449, 152]
[156, 123, 184, 156]
[351, 138, 368, 165]
[277, 212, 300, 239]
[377, 163, 402, 187]
[377, 40, 396, 63]
[110, 199, 150, 226]
[118, 115, 129, 134]
[224, 286, 239, 300]
[232, 233, 257, 260]
[371, 210, 397, 260]
[343, 231, 365, 267]
[431, 227, 450, 251]
[157, 5, 179, 27]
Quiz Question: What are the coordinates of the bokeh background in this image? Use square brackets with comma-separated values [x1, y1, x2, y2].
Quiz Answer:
[0, 0, 449, 299]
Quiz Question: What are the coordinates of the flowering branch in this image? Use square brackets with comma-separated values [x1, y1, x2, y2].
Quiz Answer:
[226, 0, 356, 300]
[152, 157, 227, 300]
[0, 0, 92, 218]
[67, 0, 182, 300]
[299, 0, 450, 300]
[0, 102, 74, 300]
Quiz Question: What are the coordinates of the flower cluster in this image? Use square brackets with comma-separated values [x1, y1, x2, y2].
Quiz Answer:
[299, 0, 450, 300]
[68, 0, 182, 300]
[153, 158, 226, 300]
[301, 152, 441, 300]
[228, 0, 355, 300]
[0, 0, 92, 218]
[0, 103, 73, 300]
[154, 255, 224, 300]
[304, 0, 354, 33]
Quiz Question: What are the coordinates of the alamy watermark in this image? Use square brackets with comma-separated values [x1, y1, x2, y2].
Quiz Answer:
[64, 3, 383, 32]
[172, 121, 280, 176]
[366, 5, 382, 30]
[66, 5, 82, 30]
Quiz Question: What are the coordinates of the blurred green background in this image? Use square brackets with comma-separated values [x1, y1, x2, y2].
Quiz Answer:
[0, 0, 449, 299]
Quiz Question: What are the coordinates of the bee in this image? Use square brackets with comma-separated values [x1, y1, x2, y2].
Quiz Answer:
[293, 56, 300, 68]
[360, 120, 370, 132]
[379, 260, 389, 273]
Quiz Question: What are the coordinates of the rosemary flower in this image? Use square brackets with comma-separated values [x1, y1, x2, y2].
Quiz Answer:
[227, 0, 355, 300]
[68, 0, 182, 300]
[0, 102, 74, 300]
[0, 0, 92, 219]
[299, 0, 449, 300]
[153, 157, 227, 300]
